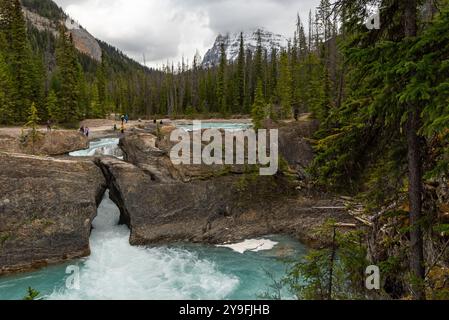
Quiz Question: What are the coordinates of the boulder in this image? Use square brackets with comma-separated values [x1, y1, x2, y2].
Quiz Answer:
[0, 153, 106, 275]
[119, 133, 182, 182]
[0, 131, 89, 156]
[278, 120, 318, 171]
[97, 157, 353, 247]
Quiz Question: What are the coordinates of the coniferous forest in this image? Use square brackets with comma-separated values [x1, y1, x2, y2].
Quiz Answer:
[0, 0, 448, 301]
[1, 0, 345, 123]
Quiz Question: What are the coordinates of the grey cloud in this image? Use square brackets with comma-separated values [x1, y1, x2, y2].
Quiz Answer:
[53, 0, 321, 66]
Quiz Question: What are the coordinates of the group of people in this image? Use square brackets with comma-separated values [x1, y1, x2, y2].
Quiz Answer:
[121, 114, 129, 124]
[113, 123, 125, 134]
[79, 126, 90, 137]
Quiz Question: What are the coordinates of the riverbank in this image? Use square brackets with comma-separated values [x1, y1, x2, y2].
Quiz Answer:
[0, 189, 307, 300]
[0, 118, 358, 276]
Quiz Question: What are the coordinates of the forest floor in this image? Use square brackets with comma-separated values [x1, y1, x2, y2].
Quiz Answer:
[0, 119, 151, 140]
[0, 117, 257, 140]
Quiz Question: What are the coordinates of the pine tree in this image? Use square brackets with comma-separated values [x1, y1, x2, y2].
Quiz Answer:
[96, 58, 107, 118]
[0, 51, 13, 124]
[9, 0, 33, 122]
[278, 51, 292, 119]
[55, 25, 80, 125]
[77, 64, 90, 119]
[46, 89, 58, 121]
[254, 29, 264, 83]
[310, 0, 449, 300]
[216, 41, 227, 115]
[297, 14, 308, 57]
[24, 102, 40, 152]
[236, 32, 246, 112]
[268, 47, 278, 102]
[243, 49, 253, 113]
[0, 0, 14, 45]
[90, 82, 102, 118]
[252, 80, 265, 130]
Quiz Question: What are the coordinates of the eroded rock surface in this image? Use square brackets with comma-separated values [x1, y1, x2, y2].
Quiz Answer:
[98, 156, 351, 247]
[0, 153, 106, 275]
[0, 131, 89, 156]
[97, 120, 352, 247]
[278, 120, 318, 171]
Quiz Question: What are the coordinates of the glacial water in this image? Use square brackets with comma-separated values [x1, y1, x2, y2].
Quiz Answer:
[177, 122, 252, 132]
[0, 192, 306, 300]
[69, 138, 123, 158]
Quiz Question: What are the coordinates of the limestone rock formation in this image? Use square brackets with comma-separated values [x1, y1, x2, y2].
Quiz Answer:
[0, 154, 106, 275]
[0, 131, 89, 156]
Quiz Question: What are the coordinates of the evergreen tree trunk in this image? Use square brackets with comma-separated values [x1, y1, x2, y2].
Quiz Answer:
[327, 226, 337, 300]
[404, 0, 426, 301]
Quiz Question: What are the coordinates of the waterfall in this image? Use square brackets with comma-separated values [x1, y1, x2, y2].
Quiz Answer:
[0, 192, 305, 300]
[48, 191, 238, 300]
[69, 138, 123, 159]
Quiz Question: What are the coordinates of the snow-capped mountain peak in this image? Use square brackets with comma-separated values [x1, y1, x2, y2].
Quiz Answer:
[202, 28, 288, 67]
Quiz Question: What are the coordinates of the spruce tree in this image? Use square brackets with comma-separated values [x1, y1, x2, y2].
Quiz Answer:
[236, 32, 246, 112]
[310, 0, 449, 300]
[252, 80, 265, 130]
[9, 0, 33, 122]
[268, 47, 278, 102]
[24, 102, 40, 152]
[0, 51, 13, 124]
[46, 89, 58, 121]
[90, 82, 102, 118]
[254, 29, 264, 83]
[55, 25, 80, 125]
[278, 51, 292, 119]
[216, 41, 227, 115]
[244, 49, 253, 113]
[0, 0, 14, 45]
[96, 57, 107, 117]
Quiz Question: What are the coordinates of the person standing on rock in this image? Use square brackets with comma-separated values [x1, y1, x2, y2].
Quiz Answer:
[85, 127, 90, 137]
[294, 108, 299, 122]
[46, 120, 52, 132]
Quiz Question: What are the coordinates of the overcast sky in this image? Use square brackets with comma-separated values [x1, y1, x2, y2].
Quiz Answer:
[53, 0, 320, 68]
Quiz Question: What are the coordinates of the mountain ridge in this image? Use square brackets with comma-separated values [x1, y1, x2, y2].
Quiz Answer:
[21, 0, 147, 71]
[202, 28, 288, 67]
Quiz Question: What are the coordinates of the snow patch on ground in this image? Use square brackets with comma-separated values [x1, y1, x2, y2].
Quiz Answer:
[217, 239, 279, 254]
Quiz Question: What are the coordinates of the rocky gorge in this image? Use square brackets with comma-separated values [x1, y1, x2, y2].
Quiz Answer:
[0, 120, 354, 275]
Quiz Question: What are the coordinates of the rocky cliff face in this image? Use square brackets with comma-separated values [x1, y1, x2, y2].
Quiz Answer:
[23, 7, 102, 62]
[0, 131, 89, 156]
[97, 156, 350, 248]
[202, 29, 288, 68]
[97, 121, 352, 247]
[0, 154, 106, 275]
[0, 120, 354, 274]
[64, 17, 102, 62]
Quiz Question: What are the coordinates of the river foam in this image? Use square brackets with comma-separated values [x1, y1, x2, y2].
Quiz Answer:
[217, 239, 279, 254]
[48, 192, 239, 300]
[69, 138, 123, 158]
[0, 192, 306, 300]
